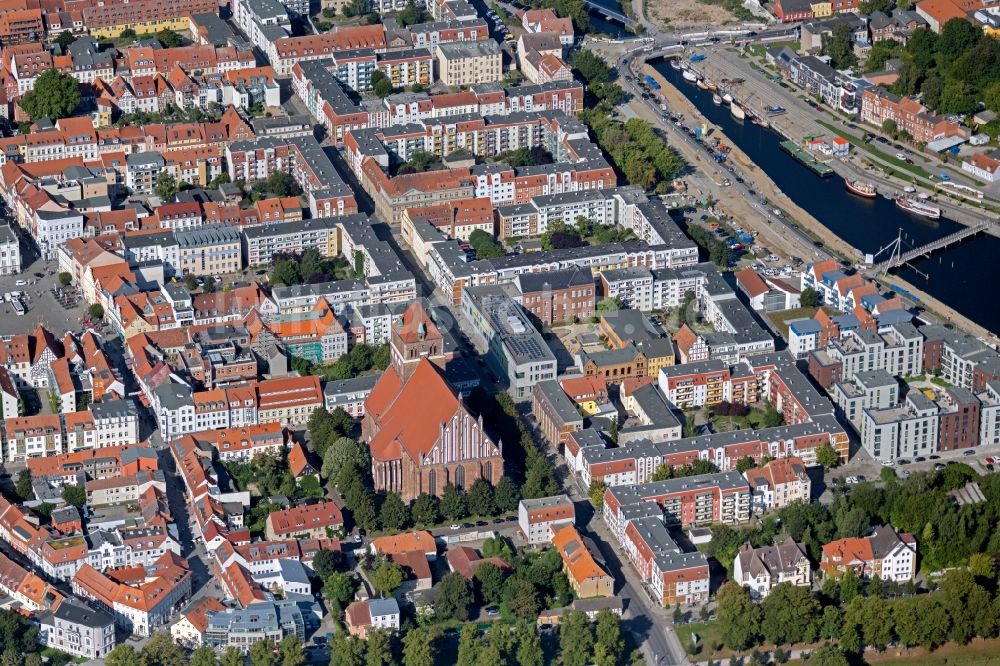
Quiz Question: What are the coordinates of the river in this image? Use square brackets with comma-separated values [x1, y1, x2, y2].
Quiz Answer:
[585, 0, 630, 38]
[653, 60, 1000, 335]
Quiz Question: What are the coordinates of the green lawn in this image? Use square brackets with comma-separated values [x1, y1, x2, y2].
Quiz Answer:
[787, 638, 1000, 665]
[767, 306, 838, 340]
[815, 120, 932, 180]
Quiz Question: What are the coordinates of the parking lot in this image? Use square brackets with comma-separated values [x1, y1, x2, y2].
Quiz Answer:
[0, 258, 89, 337]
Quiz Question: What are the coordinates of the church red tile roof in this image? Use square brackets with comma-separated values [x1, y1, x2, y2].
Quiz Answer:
[366, 359, 459, 463]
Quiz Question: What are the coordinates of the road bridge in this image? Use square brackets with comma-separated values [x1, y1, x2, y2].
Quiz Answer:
[581, 0, 635, 25]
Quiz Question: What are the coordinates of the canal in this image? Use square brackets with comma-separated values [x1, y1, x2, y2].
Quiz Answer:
[653, 60, 1000, 335]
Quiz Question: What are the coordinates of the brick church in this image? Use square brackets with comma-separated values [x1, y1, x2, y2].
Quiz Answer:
[362, 302, 504, 500]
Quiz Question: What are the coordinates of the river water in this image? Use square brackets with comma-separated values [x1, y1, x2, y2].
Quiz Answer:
[653, 60, 1000, 335]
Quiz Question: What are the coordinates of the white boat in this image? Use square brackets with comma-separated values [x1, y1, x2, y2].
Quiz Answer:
[895, 196, 941, 220]
[670, 59, 682, 70]
[682, 70, 699, 83]
[712, 93, 722, 105]
[903, 185, 916, 193]
[722, 92, 733, 105]
[731, 103, 746, 120]
[696, 78, 709, 90]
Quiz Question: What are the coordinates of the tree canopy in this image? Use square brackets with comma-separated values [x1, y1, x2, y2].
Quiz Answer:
[20, 69, 81, 121]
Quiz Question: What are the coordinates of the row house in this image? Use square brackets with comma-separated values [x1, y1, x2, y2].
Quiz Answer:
[72, 552, 192, 637]
[860, 87, 967, 144]
[269, 26, 388, 77]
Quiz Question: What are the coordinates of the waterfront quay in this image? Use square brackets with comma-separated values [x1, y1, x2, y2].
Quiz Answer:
[632, 59, 1000, 342]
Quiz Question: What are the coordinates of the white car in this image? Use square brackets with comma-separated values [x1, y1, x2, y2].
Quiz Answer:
[14, 279, 26, 286]
[450, 524, 460, 530]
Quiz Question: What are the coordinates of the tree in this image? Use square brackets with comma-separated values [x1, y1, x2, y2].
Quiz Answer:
[559, 611, 594, 666]
[858, 596, 893, 650]
[14, 470, 33, 501]
[569, 49, 612, 84]
[190, 647, 217, 666]
[594, 608, 624, 658]
[760, 583, 820, 646]
[441, 483, 467, 521]
[435, 572, 474, 621]
[105, 645, 143, 666]
[87, 303, 105, 320]
[589, 480, 607, 508]
[938, 17, 982, 61]
[143, 633, 187, 666]
[474, 561, 506, 605]
[203, 276, 217, 293]
[821, 23, 857, 69]
[57, 271, 72, 287]
[279, 635, 306, 666]
[371, 70, 393, 98]
[858, 0, 893, 13]
[184, 273, 199, 291]
[365, 629, 395, 666]
[494, 476, 520, 513]
[984, 80, 1000, 113]
[816, 444, 840, 469]
[271, 259, 301, 286]
[20, 69, 80, 120]
[321, 437, 369, 490]
[61, 484, 86, 509]
[799, 287, 821, 308]
[411, 492, 440, 526]
[330, 633, 365, 666]
[371, 561, 404, 597]
[467, 479, 495, 516]
[808, 644, 849, 666]
[505, 577, 541, 621]
[221, 647, 245, 666]
[402, 628, 435, 666]
[120, 28, 137, 39]
[596, 296, 623, 312]
[735, 456, 756, 474]
[716, 582, 761, 651]
[882, 118, 898, 134]
[515, 622, 543, 666]
[324, 571, 355, 604]
[249, 639, 278, 666]
[380, 492, 410, 531]
[154, 172, 178, 201]
[457, 624, 480, 666]
[312, 548, 339, 580]
[55, 31, 77, 49]
[969, 552, 996, 580]
[156, 29, 182, 48]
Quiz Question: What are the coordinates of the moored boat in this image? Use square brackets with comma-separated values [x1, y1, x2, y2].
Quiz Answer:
[722, 92, 733, 105]
[670, 59, 682, 70]
[730, 103, 746, 120]
[845, 179, 877, 198]
[696, 78, 709, 90]
[895, 195, 941, 219]
[712, 93, 722, 105]
[682, 70, 699, 83]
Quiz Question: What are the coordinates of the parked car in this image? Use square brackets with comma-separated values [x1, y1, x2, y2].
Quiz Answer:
[963, 449, 976, 456]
